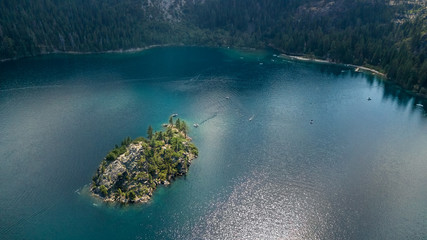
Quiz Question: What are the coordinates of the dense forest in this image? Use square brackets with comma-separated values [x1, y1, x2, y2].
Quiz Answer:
[1, 0, 426, 95]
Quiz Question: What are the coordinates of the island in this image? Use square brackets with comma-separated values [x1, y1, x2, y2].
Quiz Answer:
[90, 117, 198, 204]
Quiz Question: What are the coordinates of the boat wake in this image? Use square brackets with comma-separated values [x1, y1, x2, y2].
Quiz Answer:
[198, 112, 218, 126]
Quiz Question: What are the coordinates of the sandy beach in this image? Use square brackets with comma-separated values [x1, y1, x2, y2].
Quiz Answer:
[280, 54, 387, 78]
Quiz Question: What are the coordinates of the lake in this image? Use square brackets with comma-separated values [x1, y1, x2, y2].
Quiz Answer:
[0, 47, 426, 239]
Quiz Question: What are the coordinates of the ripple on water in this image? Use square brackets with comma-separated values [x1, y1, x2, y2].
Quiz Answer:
[191, 169, 344, 239]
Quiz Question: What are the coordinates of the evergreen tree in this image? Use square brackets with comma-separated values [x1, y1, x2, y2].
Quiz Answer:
[180, 121, 188, 137]
[175, 118, 181, 130]
[147, 125, 153, 139]
[169, 116, 174, 126]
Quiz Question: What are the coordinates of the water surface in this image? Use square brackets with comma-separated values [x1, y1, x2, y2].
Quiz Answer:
[0, 47, 426, 239]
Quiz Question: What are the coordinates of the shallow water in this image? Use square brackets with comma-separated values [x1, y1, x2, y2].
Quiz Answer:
[0, 47, 426, 239]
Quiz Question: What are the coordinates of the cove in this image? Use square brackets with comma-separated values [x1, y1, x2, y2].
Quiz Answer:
[0, 47, 426, 239]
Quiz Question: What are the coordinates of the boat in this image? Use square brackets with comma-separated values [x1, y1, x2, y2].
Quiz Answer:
[416, 103, 424, 107]
[249, 115, 255, 121]
[172, 113, 178, 117]
[355, 67, 360, 72]
[193, 123, 199, 128]
[367, 97, 372, 101]
[225, 96, 230, 99]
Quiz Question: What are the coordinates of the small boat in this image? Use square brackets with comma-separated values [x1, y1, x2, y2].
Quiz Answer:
[367, 97, 372, 101]
[355, 67, 360, 72]
[259, 62, 263, 65]
[172, 113, 178, 117]
[225, 96, 230, 99]
[249, 115, 255, 121]
[416, 103, 424, 107]
[193, 123, 199, 128]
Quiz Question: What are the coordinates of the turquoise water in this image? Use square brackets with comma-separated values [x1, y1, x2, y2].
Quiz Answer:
[1, 47, 426, 239]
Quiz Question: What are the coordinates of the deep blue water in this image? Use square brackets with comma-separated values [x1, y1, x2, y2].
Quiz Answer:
[0, 47, 426, 239]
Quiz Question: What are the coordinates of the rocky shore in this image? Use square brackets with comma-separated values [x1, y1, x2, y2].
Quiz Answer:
[90, 119, 198, 204]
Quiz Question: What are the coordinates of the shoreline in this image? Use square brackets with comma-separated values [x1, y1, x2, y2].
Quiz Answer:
[279, 54, 387, 78]
[3, 44, 425, 99]
[0, 45, 391, 80]
[0, 44, 172, 63]
[279, 53, 427, 99]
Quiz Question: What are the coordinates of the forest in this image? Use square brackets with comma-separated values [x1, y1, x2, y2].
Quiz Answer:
[0, 0, 426, 95]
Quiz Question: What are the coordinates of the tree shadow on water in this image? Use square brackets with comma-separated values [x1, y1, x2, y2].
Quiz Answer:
[378, 78, 427, 116]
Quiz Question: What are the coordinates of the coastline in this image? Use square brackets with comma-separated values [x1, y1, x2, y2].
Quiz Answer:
[0, 44, 172, 63]
[278, 53, 427, 99]
[279, 54, 387, 78]
[3, 44, 425, 99]
[0, 45, 390, 80]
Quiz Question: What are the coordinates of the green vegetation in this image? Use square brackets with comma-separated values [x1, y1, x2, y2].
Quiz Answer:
[105, 136, 132, 162]
[1, 0, 426, 95]
[90, 118, 198, 204]
[99, 185, 108, 197]
[147, 125, 153, 140]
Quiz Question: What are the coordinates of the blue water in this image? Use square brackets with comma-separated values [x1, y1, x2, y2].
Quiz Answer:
[1, 47, 426, 239]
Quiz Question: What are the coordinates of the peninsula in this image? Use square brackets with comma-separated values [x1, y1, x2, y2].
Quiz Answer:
[90, 117, 198, 204]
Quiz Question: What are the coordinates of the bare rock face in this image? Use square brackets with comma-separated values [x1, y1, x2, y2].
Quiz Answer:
[142, 0, 192, 22]
[90, 121, 198, 204]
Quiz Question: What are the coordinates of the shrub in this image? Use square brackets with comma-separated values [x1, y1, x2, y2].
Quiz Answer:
[106, 152, 116, 162]
[128, 191, 136, 201]
[99, 185, 108, 197]
[158, 170, 167, 181]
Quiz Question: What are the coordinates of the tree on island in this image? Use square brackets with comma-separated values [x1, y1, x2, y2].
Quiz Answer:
[147, 125, 153, 139]
[175, 118, 181, 129]
[128, 190, 136, 201]
[169, 116, 174, 126]
[166, 127, 173, 141]
[180, 121, 188, 137]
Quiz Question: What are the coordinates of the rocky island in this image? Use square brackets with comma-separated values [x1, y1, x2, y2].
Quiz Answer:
[90, 117, 198, 204]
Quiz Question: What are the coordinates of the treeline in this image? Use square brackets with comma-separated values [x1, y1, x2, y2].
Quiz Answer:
[1, 0, 426, 94]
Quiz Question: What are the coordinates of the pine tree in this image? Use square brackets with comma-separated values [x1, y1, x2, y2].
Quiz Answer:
[176, 118, 181, 130]
[169, 116, 174, 126]
[147, 125, 153, 139]
[181, 121, 188, 137]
